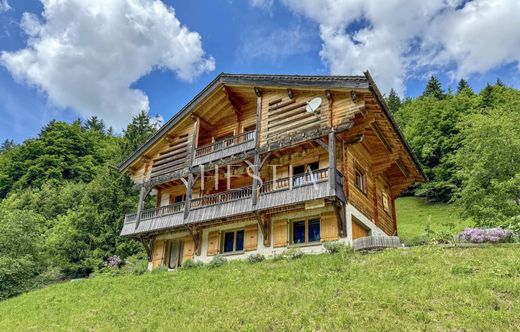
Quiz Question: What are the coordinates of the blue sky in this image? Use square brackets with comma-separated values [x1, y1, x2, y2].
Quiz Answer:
[1, 0, 519, 143]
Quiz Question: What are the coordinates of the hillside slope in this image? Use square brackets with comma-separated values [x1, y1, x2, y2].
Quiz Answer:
[1, 245, 520, 331]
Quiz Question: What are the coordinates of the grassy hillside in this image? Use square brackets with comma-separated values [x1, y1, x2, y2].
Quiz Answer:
[1, 197, 511, 331]
[1, 245, 520, 331]
[396, 196, 473, 243]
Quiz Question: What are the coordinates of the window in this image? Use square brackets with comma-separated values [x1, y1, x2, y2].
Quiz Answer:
[167, 240, 184, 269]
[170, 194, 185, 204]
[382, 192, 390, 214]
[354, 167, 366, 194]
[222, 229, 245, 254]
[291, 218, 321, 244]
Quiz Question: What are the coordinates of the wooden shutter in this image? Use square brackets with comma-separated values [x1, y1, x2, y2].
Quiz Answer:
[352, 220, 369, 240]
[244, 224, 258, 251]
[273, 220, 288, 247]
[152, 240, 165, 269]
[183, 236, 195, 262]
[320, 212, 339, 241]
[207, 231, 220, 256]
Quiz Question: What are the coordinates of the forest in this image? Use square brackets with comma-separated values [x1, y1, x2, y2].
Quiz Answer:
[1, 77, 520, 299]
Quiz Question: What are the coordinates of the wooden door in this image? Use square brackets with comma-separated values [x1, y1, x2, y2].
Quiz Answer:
[352, 219, 369, 240]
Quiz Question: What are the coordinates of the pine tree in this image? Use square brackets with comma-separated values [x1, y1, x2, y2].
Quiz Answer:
[0, 139, 16, 153]
[481, 83, 494, 108]
[122, 111, 156, 156]
[84, 116, 106, 134]
[495, 78, 504, 87]
[422, 75, 445, 100]
[385, 88, 401, 114]
[456, 79, 473, 94]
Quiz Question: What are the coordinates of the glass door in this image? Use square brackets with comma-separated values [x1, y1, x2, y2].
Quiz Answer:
[168, 239, 184, 269]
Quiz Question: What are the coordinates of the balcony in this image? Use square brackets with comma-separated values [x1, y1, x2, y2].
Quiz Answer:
[120, 201, 185, 236]
[192, 131, 256, 166]
[121, 168, 345, 236]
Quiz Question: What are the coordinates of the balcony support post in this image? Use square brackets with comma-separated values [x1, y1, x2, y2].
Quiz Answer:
[135, 183, 152, 230]
[328, 131, 337, 196]
[252, 87, 262, 206]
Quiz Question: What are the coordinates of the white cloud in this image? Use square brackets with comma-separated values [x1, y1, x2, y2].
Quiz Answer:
[1, 0, 215, 129]
[282, 0, 520, 95]
[0, 0, 10, 12]
[240, 25, 316, 62]
[249, 0, 274, 12]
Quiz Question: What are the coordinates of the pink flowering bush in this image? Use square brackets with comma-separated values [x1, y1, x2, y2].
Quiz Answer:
[458, 228, 514, 243]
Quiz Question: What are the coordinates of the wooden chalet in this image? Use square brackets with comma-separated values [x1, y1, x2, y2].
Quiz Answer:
[119, 72, 425, 269]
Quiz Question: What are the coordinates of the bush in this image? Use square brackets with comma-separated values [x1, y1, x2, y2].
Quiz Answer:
[0, 256, 37, 300]
[323, 241, 349, 254]
[247, 253, 265, 263]
[104, 255, 123, 268]
[124, 255, 149, 275]
[208, 255, 227, 269]
[458, 227, 514, 243]
[182, 259, 204, 269]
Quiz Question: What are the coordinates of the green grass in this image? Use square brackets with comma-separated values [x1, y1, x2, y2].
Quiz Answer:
[396, 196, 473, 243]
[1, 246, 520, 331]
[0, 198, 511, 331]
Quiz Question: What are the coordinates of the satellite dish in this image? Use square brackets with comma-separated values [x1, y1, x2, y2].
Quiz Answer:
[306, 97, 322, 113]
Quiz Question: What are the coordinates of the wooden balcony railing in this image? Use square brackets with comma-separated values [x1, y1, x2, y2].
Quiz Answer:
[259, 168, 329, 194]
[195, 130, 255, 157]
[124, 201, 185, 224]
[191, 186, 253, 208]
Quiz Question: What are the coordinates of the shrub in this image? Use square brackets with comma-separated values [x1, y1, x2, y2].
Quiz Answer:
[247, 253, 265, 263]
[323, 241, 348, 254]
[285, 248, 304, 260]
[0, 256, 37, 300]
[208, 255, 227, 269]
[182, 259, 204, 269]
[124, 255, 149, 275]
[104, 255, 123, 268]
[458, 227, 514, 243]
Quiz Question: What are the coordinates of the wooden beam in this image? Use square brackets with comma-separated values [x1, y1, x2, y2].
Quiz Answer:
[287, 88, 293, 99]
[222, 86, 243, 117]
[191, 114, 211, 132]
[371, 123, 392, 153]
[328, 131, 337, 196]
[252, 90, 262, 206]
[314, 138, 328, 151]
[134, 183, 153, 230]
[326, 90, 333, 128]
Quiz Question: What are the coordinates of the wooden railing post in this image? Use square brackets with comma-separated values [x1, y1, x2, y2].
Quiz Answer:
[328, 131, 337, 196]
[135, 183, 152, 230]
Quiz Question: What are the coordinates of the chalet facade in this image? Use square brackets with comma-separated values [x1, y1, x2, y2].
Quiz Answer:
[119, 72, 425, 269]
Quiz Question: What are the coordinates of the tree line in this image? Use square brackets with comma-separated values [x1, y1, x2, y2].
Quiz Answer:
[387, 76, 520, 227]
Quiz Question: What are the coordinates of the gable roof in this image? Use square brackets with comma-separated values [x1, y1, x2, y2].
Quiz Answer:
[118, 72, 425, 181]
[118, 73, 369, 172]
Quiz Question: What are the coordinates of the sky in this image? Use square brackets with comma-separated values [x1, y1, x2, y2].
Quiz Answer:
[1, 0, 520, 143]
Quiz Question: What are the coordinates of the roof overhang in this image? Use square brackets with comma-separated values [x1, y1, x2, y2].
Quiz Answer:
[118, 73, 369, 172]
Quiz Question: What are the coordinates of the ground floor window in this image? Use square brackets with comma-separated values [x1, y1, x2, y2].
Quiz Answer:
[222, 229, 244, 253]
[291, 217, 320, 244]
[166, 239, 184, 269]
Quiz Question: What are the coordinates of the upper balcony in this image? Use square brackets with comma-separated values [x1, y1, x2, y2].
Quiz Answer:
[192, 130, 256, 166]
[121, 168, 345, 236]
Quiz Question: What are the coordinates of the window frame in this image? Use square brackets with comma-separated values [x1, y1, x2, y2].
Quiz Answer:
[382, 191, 390, 214]
[221, 228, 245, 255]
[354, 165, 367, 195]
[290, 216, 321, 245]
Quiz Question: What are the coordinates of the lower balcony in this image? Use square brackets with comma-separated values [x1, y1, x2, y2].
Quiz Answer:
[121, 168, 345, 236]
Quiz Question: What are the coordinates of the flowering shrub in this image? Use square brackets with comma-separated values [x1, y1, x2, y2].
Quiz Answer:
[458, 228, 513, 243]
[104, 255, 123, 268]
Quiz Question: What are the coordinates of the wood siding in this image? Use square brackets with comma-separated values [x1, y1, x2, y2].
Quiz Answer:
[352, 219, 369, 240]
[151, 240, 165, 269]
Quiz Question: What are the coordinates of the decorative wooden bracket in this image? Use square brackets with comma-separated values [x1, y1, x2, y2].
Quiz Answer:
[287, 88, 293, 99]
[314, 138, 328, 151]
[139, 236, 155, 261]
[254, 87, 262, 97]
[135, 183, 153, 230]
[254, 212, 271, 246]
[331, 200, 346, 237]
[192, 114, 211, 131]
[185, 224, 201, 256]
[223, 86, 243, 117]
